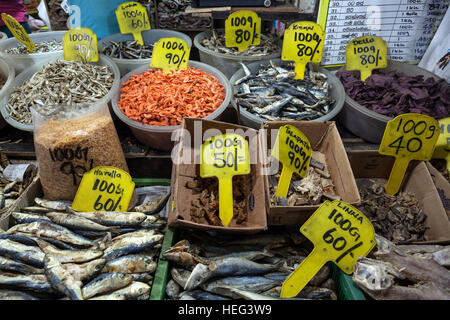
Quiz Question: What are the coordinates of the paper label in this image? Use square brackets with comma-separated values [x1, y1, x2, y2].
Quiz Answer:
[1, 13, 36, 53]
[72, 166, 135, 212]
[281, 21, 325, 79]
[281, 200, 375, 298]
[115, 1, 151, 46]
[150, 37, 190, 73]
[345, 35, 387, 81]
[432, 117, 450, 172]
[225, 10, 261, 52]
[63, 27, 99, 62]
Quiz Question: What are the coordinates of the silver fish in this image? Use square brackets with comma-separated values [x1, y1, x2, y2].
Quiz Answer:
[34, 198, 72, 211]
[166, 279, 182, 299]
[130, 273, 153, 284]
[103, 231, 163, 260]
[0, 273, 53, 293]
[32, 238, 103, 264]
[89, 281, 150, 300]
[12, 212, 50, 224]
[223, 287, 306, 300]
[63, 259, 106, 283]
[0, 255, 43, 274]
[46, 211, 117, 231]
[82, 272, 133, 299]
[0, 238, 45, 268]
[102, 254, 157, 274]
[0, 289, 39, 300]
[68, 208, 147, 227]
[179, 290, 230, 300]
[171, 268, 192, 288]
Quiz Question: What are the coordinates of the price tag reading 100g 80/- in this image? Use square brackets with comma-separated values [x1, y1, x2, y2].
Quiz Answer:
[225, 10, 261, 52]
[150, 37, 190, 73]
[72, 166, 135, 212]
[63, 27, 99, 62]
[282, 21, 325, 79]
[200, 134, 250, 227]
[281, 200, 375, 298]
[346, 36, 387, 81]
[379, 113, 440, 195]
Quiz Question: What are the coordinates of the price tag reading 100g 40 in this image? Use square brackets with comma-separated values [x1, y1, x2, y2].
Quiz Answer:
[225, 10, 261, 52]
[281, 200, 375, 298]
[282, 21, 325, 79]
[346, 36, 387, 81]
[379, 113, 440, 195]
[200, 134, 250, 227]
[150, 37, 190, 73]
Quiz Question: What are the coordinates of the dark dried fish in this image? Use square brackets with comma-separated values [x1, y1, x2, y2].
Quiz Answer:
[102, 40, 154, 59]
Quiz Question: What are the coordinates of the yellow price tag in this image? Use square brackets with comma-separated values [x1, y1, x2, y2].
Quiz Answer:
[346, 36, 387, 81]
[72, 166, 135, 212]
[150, 37, 190, 73]
[281, 21, 325, 79]
[379, 113, 440, 195]
[271, 125, 311, 198]
[115, 1, 151, 46]
[1, 13, 35, 53]
[63, 27, 99, 62]
[432, 117, 450, 173]
[281, 200, 375, 298]
[200, 134, 250, 227]
[225, 10, 261, 52]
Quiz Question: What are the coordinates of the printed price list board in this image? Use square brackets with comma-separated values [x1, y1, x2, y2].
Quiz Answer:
[317, 0, 449, 67]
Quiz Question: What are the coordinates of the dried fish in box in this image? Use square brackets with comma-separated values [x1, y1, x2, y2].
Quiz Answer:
[5, 40, 63, 54]
[157, 0, 211, 30]
[102, 40, 154, 59]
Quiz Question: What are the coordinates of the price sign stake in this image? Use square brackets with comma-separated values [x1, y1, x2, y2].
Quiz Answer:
[432, 117, 450, 173]
[63, 27, 99, 62]
[72, 166, 135, 212]
[281, 200, 375, 298]
[200, 134, 250, 227]
[1, 13, 36, 53]
[271, 125, 311, 199]
[282, 21, 325, 79]
[346, 35, 387, 81]
[379, 113, 440, 195]
[115, 1, 151, 46]
[225, 10, 261, 52]
[150, 37, 190, 73]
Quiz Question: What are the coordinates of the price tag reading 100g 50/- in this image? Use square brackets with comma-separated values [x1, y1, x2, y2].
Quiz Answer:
[346, 36, 387, 81]
[282, 21, 325, 79]
[201, 134, 250, 227]
[379, 113, 440, 195]
[72, 166, 135, 212]
[281, 200, 375, 298]
[225, 10, 261, 52]
[150, 37, 190, 73]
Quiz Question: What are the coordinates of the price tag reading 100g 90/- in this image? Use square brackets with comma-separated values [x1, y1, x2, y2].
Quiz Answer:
[63, 27, 99, 62]
[225, 10, 261, 52]
[150, 37, 190, 73]
[200, 134, 250, 227]
[379, 113, 440, 195]
[346, 36, 387, 81]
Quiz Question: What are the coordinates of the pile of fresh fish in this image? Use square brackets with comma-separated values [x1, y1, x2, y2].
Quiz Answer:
[355, 179, 428, 244]
[102, 40, 154, 60]
[234, 61, 335, 121]
[0, 196, 167, 300]
[353, 235, 450, 300]
[5, 60, 114, 125]
[157, 0, 211, 30]
[201, 30, 280, 56]
[269, 152, 339, 206]
[5, 40, 63, 54]
[163, 229, 338, 300]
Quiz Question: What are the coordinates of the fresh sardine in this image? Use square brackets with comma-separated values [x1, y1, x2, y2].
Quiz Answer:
[82, 272, 133, 299]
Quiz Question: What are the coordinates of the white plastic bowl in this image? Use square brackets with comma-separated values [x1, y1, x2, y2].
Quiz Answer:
[0, 57, 15, 129]
[0, 32, 8, 43]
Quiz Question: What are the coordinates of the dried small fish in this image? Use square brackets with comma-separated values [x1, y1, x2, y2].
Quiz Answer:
[5, 40, 63, 54]
[102, 40, 154, 59]
[157, 0, 211, 30]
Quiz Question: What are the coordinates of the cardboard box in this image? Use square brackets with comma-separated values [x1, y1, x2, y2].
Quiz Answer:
[168, 118, 267, 234]
[425, 162, 450, 221]
[260, 121, 360, 226]
[347, 151, 450, 245]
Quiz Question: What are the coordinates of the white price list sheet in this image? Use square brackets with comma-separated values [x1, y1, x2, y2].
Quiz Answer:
[317, 0, 449, 67]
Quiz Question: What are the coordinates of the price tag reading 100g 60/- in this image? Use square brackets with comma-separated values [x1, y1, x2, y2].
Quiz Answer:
[225, 10, 261, 52]
[116, 1, 151, 46]
[281, 200, 375, 298]
[346, 36, 387, 81]
[201, 134, 250, 227]
[150, 37, 190, 73]
[379, 113, 440, 195]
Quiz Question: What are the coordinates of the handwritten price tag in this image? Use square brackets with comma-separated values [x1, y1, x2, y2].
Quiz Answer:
[63, 27, 99, 62]
[115, 1, 151, 46]
[379, 113, 440, 195]
[72, 166, 135, 212]
[346, 36, 387, 81]
[1, 13, 36, 53]
[432, 117, 450, 173]
[200, 134, 250, 227]
[271, 125, 311, 198]
[282, 21, 325, 79]
[150, 37, 190, 73]
[225, 10, 261, 52]
[281, 200, 375, 298]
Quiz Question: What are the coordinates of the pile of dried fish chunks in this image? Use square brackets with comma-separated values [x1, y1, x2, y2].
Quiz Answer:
[102, 40, 154, 59]
[0, 197, 167, 300]
[5, 40, 63, 54]
[163, 229, 338, 300]
[234, 61, 335, 122]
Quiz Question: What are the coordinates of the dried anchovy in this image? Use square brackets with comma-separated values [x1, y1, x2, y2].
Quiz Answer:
[102, 40, 154, 59]
[5, 40, 63, 54]
[158, 0, 211, 30]
[201, 30, 280, 56]
[355, 179, 428, 244]
[6, 60, 114, 125]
